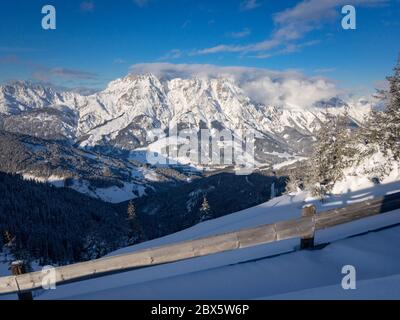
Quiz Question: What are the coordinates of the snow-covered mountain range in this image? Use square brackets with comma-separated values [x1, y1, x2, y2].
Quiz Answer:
[0, 74, 373, 201]
[0, 74, 372, 153]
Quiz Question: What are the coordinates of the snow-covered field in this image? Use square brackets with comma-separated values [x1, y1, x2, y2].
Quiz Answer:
[1, 179, 398, 300]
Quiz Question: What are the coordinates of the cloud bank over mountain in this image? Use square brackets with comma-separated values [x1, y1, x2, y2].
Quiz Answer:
[130, 63, 341, 109]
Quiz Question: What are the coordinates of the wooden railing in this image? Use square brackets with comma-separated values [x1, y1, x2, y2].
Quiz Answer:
[1, 191, 400, 299]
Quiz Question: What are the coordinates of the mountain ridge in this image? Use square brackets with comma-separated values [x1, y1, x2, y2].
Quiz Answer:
[0, 74, 373, 153]
[0, 74, 374, 202]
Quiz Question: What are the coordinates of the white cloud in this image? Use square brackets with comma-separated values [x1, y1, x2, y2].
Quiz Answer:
[129, 62, 342, 109]
[279, 40, 320, 53]
[271, 0, 385, 41]
[228, 28, 251, 39]
[195, 38, 280, 55]
[159, 49, 183, 60]
[252, 53, 273, 59]
[33, 67, 98, 81]
[196, 0, 388, 56]
[242, 74, 339, 109]
[114, 58, 127, 64]
[240, 0, 261, 11]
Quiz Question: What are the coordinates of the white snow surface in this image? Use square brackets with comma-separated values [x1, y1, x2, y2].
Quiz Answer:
[2, 180, 395, 300]
[21, 173, 66, 188]
[332, 151, 400, 195]
[20, 174, 148, 203]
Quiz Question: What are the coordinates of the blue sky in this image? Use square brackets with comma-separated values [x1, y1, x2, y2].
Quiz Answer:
[0, 0, 399, 95]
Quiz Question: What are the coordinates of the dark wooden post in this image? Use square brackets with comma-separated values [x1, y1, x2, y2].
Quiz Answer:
[11, 261, 33, 300]
[300, 204, 316, 249]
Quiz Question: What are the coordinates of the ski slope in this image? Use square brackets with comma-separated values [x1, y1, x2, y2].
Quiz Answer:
[16, 180, 397, 300]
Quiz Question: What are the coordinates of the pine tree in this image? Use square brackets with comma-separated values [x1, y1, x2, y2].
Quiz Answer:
[381, 55, 400, 158]
[199, 196, 212, 222]
[309, 111, 354, 199]
[126, 200, 145, 244]
[285, 170, 302, 194]
[365, 55, 400, 159]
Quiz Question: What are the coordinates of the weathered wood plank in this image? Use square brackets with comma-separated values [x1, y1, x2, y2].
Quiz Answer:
[315, 196, 400, 229]
[237, 224, 277, 248]
[275, 217, 314, 241]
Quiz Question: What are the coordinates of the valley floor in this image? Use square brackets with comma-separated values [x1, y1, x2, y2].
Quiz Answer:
[18, 181, 400, 300]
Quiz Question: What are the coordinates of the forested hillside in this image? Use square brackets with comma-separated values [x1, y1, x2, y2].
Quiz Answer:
[127, 172, 286, 239]
[0, 172, 135, 265]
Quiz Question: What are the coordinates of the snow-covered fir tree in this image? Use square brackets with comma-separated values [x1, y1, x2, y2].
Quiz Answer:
[365, 56, 400, 160]
[285, 170, 303, 194]
[309, 111, 355, 199]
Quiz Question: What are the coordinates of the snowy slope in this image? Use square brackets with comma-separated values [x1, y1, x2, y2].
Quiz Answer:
[14, 180, 398, 300]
